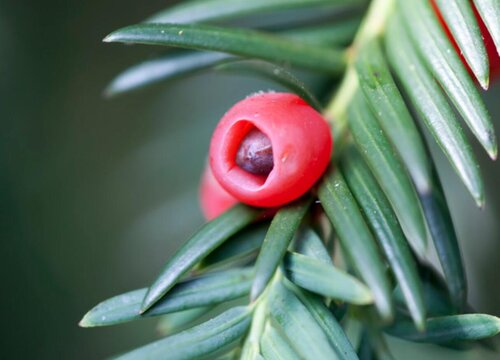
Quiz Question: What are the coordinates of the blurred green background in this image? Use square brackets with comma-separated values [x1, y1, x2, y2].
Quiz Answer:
[1, 0, 500, 359]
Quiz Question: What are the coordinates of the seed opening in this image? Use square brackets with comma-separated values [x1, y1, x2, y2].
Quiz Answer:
[235, 128, 274, 176]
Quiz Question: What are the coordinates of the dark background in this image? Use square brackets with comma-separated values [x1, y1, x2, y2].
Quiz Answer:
[2, 0, 500, 358]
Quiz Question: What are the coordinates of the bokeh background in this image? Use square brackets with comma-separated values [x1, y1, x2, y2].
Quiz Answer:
[1, 0, 500, 359]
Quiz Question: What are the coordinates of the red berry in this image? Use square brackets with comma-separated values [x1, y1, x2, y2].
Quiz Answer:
[209, 92, 332, 208]
[199, 164, 239, 221]
[432, 0, 500, 82]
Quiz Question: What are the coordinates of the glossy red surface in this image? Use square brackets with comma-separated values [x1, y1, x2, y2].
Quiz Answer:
[199, 164, 239, 220]
[209, 92, 332, 207]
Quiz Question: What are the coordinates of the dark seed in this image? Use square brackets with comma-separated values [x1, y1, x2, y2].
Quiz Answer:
[236, 128, 274, 176]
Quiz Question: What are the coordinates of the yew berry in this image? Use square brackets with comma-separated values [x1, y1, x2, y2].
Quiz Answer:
[432, 0, 500, 82]
[209, 92, 332, 208]
[199, 164, 239, 221]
